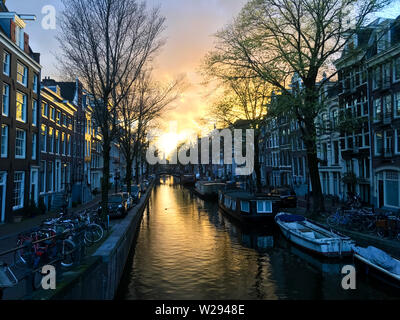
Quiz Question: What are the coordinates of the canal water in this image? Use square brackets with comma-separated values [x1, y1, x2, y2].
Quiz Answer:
[117, 176, 398, 300]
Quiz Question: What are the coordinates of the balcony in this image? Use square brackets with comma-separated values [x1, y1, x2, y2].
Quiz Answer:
[383, 113, 392, 125]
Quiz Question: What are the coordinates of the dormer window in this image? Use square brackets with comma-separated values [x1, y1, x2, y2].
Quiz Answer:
[377, 28, 391, 53]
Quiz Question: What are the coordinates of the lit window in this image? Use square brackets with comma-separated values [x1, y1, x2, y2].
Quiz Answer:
[16, 91, 27, 122]
[48, 127, 54, 153]
[41, 102, 48, 118]
[16, 62, 28, 86]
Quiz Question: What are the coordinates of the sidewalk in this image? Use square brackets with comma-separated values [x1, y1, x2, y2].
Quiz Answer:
[0, 196, 101, 240]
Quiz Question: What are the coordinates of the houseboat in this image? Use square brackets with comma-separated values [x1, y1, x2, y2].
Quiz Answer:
[218, 190, 279, 223]
[194, 181, 226, 200]
[275, 212, 355, 258]
[180, 174, 196, 186]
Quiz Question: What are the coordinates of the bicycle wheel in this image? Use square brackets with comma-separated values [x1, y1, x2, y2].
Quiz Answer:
[32, 270, 43, 290]
[326, 215, 338, 227]
[84, 224, 104, 244]
[61, 239, 76, 267]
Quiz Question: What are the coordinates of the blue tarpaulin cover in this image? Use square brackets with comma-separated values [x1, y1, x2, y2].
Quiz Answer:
[278, 214, 306, 223]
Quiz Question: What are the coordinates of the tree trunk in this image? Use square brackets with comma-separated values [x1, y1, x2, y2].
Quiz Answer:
[101, 138, 111, 220]
[303, 125, 325, 214]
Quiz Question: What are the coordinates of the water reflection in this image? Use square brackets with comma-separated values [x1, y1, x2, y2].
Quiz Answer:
[117, 176, 397, 300]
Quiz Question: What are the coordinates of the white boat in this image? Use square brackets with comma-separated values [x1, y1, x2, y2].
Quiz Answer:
[275, 212, 355, 257]
[353, 246, 400, 288]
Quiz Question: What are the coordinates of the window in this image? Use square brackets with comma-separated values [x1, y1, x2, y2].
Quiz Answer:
[13, 172, 24, 210]
[240, 201, 250, 213]
[1, 125, 8, 158]
[383, 95, 392, 118]
[33, 74, 38, 93]
[2, 83, 9, 116]
[231, 199, 236, 211]
[256, 200, 272, 213]
[395, 92, 400, 118]
[40, 161, 46, 194]
[62, 133, 66, 154]
[16, 92, 27, 122]
[32, 134, 37, 160]
[55, 130, 59, 154]
[48, 127, 54, 153]
[394, 57, 400, 82]
[373, 66, 381, 89]
[41, 125, 47, 152]
[3, 51, 10, 76]
[47, 162, 53, 192]
[41, 102, 48, 118]
[67, 135, 71, 156]
[62, 114, 67, 127]
[50, 107, 55, 121]
[15, 129, 26, 158]
[224, 196, 231, 208]
[16, 62, 28, 86]
[395, 130, 400, 154]
[383, 63, 391, 87]
[32, 100, 37, 126]
[373, 98, 382, 122]
[333, 140, 339, 164]
[56, 111, 61, 125]
[375, 132, 383, 156]
[384, 131, 393, 155]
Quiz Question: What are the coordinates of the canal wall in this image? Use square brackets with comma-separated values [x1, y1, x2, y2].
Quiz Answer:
[31, 180, 155, 300]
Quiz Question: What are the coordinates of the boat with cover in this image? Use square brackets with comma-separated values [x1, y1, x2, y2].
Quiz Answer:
[353, 245, 400, 288]
[194, 181, 226, 200]
[275, 212, 355, 257]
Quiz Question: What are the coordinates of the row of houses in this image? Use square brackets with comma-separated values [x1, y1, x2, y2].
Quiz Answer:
[0, 5, 127, 223]
[259, 16, 400, 212]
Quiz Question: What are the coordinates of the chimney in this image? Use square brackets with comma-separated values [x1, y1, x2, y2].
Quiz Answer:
[24, 32, 29, 54]
[10, 19, 15, 43]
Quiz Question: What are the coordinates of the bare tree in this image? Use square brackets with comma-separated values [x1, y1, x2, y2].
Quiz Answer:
[57, 0, 165, 218]
[205, 0, 389, 213]
[203, 75, 271, 192]
[118, 71, 183, 191]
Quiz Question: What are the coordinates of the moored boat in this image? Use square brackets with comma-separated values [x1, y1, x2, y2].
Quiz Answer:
[180, 174, 196, 186]
[194, 181, 226, 200]
[275, 212, 355, 258]
[218, 190, 279, 223]
[353, 245, 400, 289]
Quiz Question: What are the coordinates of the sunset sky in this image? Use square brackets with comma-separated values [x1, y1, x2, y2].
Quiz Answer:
[9, 0, 400, 143]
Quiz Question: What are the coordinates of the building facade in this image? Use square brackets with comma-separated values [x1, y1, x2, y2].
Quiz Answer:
[0, 6, 41, 222]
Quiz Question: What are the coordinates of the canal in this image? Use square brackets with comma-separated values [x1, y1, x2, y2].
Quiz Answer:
[117, 176, 397, 300]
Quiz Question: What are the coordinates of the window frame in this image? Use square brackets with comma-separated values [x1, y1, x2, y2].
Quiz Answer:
[13, 171, 25, 210]
[16, 62, 28, 87]
[16, 91, 27, 123]
[1, 124, 8, 158]
[15, 128, 26, 159]
[3, 51, 10, 76]
[2, 82, 9, 117]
